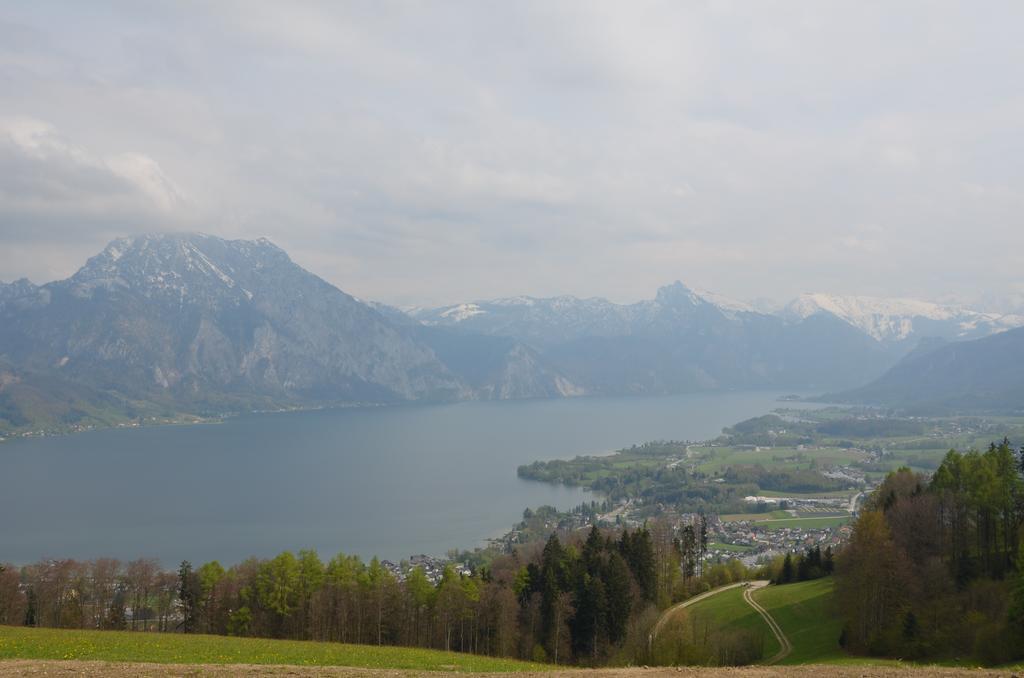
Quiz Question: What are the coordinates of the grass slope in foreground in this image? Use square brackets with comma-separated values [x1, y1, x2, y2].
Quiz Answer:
[0, 625, 548, 672]
[685, 585, 781, 661]
[751, 577, 863, 666]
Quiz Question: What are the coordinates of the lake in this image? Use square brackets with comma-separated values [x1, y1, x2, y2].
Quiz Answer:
[1, 391, 807, 566]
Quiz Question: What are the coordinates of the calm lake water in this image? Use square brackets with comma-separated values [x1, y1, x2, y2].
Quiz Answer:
[1, 391, 807, 566]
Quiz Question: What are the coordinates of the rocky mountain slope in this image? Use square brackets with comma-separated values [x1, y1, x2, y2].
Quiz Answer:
[0, 234, 577, 432]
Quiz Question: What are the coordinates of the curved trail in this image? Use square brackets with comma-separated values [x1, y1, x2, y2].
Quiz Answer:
[649, 582, 745, 644]
[743, 581, 792, 664]
[649, 580, 792, 665]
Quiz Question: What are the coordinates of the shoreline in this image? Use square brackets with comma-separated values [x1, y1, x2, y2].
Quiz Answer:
[0, 400, 392, 445]
[0, 390, 806, 444]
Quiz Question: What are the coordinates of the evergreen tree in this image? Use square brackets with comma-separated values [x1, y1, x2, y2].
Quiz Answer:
[23, 587, 36, 627]
[781, 553, 793, 584]
[583, 525, 603, 576]
[679, 524, 697, 580]
[810, 545, 822, 571]
[632, 528, 657, 602]
[177, 561, 200, 633]
[698, 514, 709, 577]
[571, 573, 606, 662]
[539, 534, 565, 655]
[796, 552, 810, 582]
[602, 552, 632, 645]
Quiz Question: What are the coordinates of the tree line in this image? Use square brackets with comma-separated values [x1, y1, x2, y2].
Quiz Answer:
[769, 545, 834, 585]
[834, 440, 1024, 665]
[1, 521, 768, 666]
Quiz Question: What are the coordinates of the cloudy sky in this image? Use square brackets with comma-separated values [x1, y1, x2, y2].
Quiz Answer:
[1, 1, 1023, 309]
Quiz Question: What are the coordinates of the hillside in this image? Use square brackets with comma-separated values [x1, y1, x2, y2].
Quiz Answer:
[682, 584, 782, 662]
[0, 234, 578, 433]
[750, 578, 843, 665]
[830, 326, 1024, 412]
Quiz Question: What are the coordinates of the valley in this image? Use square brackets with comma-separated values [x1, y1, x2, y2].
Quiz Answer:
[5, 2, 1024, 672]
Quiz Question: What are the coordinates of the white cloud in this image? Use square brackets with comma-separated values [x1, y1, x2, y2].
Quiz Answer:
[105, 152, 185, 212]
[0, 2, 1023, 308]
[0, 116, 185, 215]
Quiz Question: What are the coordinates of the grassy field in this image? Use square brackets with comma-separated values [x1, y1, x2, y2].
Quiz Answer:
[685, 586, 781, 660]
[695, 446, 867, 474]
[719, 510, 792, 522]
[757, 489, 855, 499]
[756, 516, 851, 529]
[708, 541, 754, 553]
[718, 512, 851, 530]
[750, 577, 847, 665]
[0, 625, 549, 672]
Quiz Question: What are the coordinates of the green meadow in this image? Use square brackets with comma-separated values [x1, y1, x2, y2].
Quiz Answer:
[0, 625, 549, 672]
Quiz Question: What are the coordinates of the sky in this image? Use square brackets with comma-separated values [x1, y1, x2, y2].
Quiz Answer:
[1, 1, 1023, 310]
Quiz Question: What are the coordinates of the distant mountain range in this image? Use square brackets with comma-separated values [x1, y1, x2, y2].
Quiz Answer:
[780, 293, 1023, 344]
[2, 233, 1022, 433]
[416, 288, 1023, 350]
[412, 284, 1024, 392]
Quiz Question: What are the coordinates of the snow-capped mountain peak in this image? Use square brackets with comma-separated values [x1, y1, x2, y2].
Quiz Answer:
[68, 233, 290, 303]
[691, 287, 757, 314]
[784, 293, 1023, 342]
[439, 303, 486, 321]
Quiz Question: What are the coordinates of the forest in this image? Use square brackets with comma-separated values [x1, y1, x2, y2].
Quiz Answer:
[0, 523, 759, 666]
[834, 439, 1024, 665]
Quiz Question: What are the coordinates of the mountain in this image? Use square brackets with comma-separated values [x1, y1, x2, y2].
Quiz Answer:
[6, 236, 1022, 433]
[421, 287, 1024, 351]
[413, 296, 636, 349]
[412, 283, 760, 349]
[413, 327, 584, 400]
[416, 281, 896, 395]
[0, 234, 576, 433]
[830, 326, 1024, 412]
[783, 293, 1023, 345]
[415, 284, 1024, 398]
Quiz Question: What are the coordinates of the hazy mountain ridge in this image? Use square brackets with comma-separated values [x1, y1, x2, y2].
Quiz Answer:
[418, 286, 1024, 349]
[0, 234, 578, 432]
[4, 234, 1022, 433]
[412, 282, 764, 347]
[408, 283, 1024, 406]
[830, 326, 1024, 413]
[415, 281, 897, 395]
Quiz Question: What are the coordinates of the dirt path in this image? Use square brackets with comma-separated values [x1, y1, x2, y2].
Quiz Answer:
[0, 659, 1012, 677]
[650, 581, 791, 666]
[741, 581, 791, 664]
[649, 582, 746, 644]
